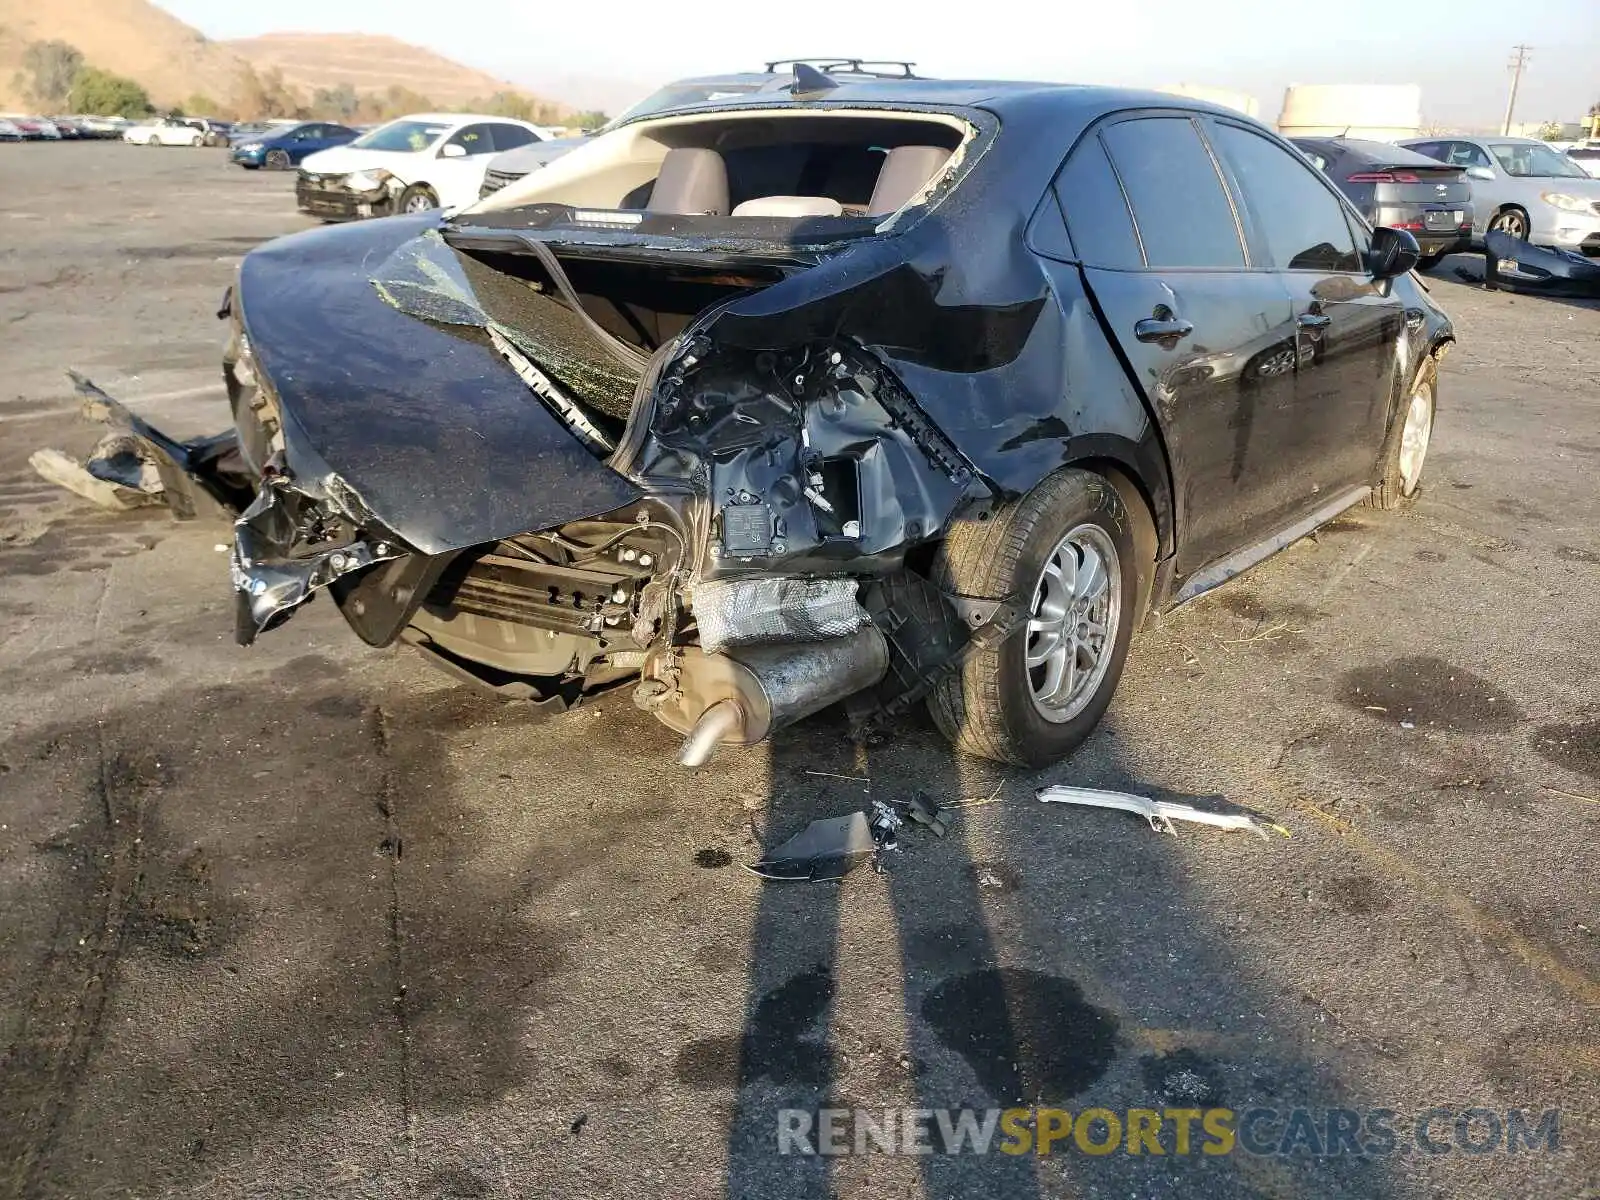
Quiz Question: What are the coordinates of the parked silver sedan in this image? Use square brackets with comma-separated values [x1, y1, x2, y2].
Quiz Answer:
[1401, 135, 1600, 255]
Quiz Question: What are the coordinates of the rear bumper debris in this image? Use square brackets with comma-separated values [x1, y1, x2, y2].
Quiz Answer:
[1484, 229, 1600, 298]
[32, 373, 254, 517]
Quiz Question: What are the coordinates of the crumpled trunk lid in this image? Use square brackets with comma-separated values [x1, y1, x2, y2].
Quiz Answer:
[233, 213, 642, 555]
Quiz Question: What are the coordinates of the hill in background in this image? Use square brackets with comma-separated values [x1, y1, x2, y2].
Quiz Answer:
[0, 0, 558, 118]
[223, 32, 527, 111]
[0, 0, 245, 110]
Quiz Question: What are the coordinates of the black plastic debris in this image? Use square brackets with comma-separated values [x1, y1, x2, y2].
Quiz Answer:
[748, 793, 953, 883]
[746, 812, 878, 882]
[1482, 229, 1600, 299]
[902, 792, 949, 837]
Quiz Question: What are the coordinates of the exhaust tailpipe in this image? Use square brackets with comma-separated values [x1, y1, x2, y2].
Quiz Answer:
[678, 699, 745, 768]
[654, 626, 889, 767]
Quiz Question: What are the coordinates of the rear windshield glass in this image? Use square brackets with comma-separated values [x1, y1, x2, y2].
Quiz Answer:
[1488, 142, 1588, 179]
[612, 82, 765, 127]
[352, 120, 451, 153]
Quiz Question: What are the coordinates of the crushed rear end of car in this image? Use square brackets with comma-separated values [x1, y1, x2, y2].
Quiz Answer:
[84, 100, 1069, 764]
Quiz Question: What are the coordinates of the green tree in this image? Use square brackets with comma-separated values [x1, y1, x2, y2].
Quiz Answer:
[571, 110, 609, 131]
[469, 90, 536, 121]
[18, 40, 84, 108]
[66, 67, 153, 118]
[184, 93, 223, 118]
[311, 82, 360, 120]
[378, 84, 436, 119]
[232, 64, 305, 119]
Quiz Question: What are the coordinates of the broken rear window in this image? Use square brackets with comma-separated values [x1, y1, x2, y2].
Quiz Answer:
[468, 108, 976, 226]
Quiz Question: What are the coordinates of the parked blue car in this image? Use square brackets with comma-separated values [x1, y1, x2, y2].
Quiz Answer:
[231, 122, 359, 170]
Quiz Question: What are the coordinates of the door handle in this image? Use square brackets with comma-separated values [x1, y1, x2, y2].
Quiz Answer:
[1296, 312, 1332, 329]
[1134, 317, 1194, 343]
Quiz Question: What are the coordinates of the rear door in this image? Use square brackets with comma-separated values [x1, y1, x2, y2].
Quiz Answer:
[1059, 112, 1299, 575]
[489, 123, 539, 151]
[1206, 120, 1406, 503]
[431, 124, 500, 207]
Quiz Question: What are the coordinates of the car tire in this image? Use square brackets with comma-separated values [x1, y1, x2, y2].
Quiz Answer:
[265, 149, 291, 170]
[927, 469, 1141, 767]
[1367, 358, 1437, 511]
[1488, 207, 1529, 240]
[399, 184, 440, 214]
[189, 134, 203, 147]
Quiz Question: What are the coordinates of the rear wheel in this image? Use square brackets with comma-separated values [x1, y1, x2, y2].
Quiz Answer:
[399, 184, 440, 214]
[264, 149, 291, 170]
[189, 134, 203, 147]
[1367, 358, 1437, 510]
[928, 469, 1141, 766]
[1488, 207, 1528, 240]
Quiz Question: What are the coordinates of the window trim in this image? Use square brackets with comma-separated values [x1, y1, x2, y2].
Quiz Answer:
[1088, 109, 1254, 273]
[1203, 116, 1370, 276]
[1023, 185, 1075, 262]
[1444, 140, 1492, 170]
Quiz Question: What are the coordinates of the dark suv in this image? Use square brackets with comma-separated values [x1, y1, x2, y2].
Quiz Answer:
[84, 81, 1454, 768]
[1292, 137, 1473, 268]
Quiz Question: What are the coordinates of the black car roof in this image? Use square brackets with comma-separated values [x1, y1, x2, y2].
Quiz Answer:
[619, 78, 1252, 124]
[1291, 136, 1461, 169]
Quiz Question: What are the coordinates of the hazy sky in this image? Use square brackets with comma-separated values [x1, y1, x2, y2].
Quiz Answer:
[162, 0, 1598, 127]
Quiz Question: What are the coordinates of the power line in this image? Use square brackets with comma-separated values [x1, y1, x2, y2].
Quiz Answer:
[1502, 44, 1531, 136]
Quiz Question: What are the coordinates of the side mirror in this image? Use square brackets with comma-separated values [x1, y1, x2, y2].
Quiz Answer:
[1368, 226, 1421, 279]
[1466, 165, 1495, 181]
[440, 143, 467, 158]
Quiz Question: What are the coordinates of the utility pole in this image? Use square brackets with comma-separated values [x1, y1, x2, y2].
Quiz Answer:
[1502, 44, 1531, 136]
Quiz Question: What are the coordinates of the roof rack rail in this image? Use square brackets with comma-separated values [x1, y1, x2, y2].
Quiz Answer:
[764, 57, 920, 79]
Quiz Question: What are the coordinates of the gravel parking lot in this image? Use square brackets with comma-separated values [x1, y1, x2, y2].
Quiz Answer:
[1, 142, 1597, 1200]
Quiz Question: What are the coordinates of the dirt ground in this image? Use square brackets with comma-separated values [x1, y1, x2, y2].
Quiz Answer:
[0, 143, 1597, 1200]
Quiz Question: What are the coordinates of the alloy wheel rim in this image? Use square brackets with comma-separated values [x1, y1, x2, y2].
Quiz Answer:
[406, 194, 434, 213]
[1398, 383, 1433, 494]
[1493, 211, 1525, 238]
[1025, 524, 1121, 723]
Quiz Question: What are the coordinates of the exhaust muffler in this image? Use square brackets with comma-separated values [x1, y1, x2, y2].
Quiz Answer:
[652, 626, 889, 767]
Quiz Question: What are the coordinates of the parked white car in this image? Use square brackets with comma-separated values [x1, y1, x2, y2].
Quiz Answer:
[0, 118, 23, 142]
[295, 113, 545, 220]
[123, 118, 207, 147]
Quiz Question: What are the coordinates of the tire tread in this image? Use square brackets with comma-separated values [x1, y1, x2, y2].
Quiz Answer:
[928, 470, 1121, 765]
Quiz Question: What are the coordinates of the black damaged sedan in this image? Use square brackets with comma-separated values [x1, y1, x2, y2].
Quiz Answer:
[87, 77, 1453, 767]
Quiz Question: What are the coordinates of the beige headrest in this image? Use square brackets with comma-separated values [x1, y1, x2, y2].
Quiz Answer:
[647, 147, 729, 215]
[731, 196, 846, 218]
[869, 145, 953, 215]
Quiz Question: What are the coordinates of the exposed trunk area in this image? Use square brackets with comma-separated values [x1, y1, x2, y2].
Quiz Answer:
[461, 247, 788, 359]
